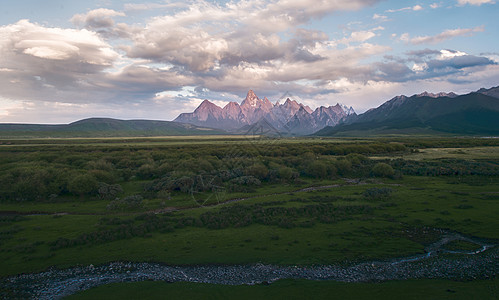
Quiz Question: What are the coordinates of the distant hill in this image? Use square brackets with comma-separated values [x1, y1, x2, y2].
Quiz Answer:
[315, 87, 499, 136]
[0, 118, 226, 138]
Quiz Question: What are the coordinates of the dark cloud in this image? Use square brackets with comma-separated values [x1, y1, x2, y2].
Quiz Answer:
[427, 55, 495, 70]
[406, 48, 441, 57]
[374, 62, 413, 81]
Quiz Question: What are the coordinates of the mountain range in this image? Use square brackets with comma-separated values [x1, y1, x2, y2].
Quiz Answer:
[316, 86, 499, 136]
[174, 90, 355, 135]
[1, 86, 497, 138]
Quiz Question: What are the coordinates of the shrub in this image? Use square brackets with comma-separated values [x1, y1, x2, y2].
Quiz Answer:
[363, 187, 393, 200]
[306, 161, 328, 179]
[372, 163, 395, 178]
[335, 159, 352, 176]
[246, 164, 269, 180]
[98, 183, 123, 200]
[107, 195, 144, 211]
[67, 174, 99, 197]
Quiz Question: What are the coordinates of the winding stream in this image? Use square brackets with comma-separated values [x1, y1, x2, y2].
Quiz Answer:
[1, 232, 497, 299]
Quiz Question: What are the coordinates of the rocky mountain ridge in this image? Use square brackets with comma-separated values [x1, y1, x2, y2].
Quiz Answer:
[174, 90, 355, 134]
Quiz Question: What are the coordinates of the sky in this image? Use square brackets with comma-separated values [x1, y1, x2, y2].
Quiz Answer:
[0, 0, 498, 124]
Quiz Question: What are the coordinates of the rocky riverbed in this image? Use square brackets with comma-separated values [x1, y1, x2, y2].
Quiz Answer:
[1, 234, 497, 299]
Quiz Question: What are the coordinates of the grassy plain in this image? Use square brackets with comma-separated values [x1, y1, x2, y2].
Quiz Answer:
[0, 136, 498, 297]
[69, 278, 499, 300]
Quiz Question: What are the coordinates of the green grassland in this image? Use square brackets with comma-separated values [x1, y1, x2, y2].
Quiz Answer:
[0, 136, 498, 297]
[69, 278, 499, 300]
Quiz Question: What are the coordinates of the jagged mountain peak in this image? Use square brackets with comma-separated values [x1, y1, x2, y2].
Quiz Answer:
[194, 100, 220, 112]
[338, 103, 356, 115]
[174, 90, 356, 135]
[296, 105, 309, 114]
[242, 89, 260, 107]
[223, 101, 240, 109]
[416, 91, 458, 98]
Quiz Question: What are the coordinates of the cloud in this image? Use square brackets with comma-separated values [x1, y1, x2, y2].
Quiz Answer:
[123, 2, 188, 11]
[103, 64, 196, 94]
[377, 48, 496, 83]
[406, 49, 441, 58]
[71, 8, 125, 29]
[1, 0, 498, 122]
[406, 26, 484, 44]
[124, 0, 382, 72]
[399, 33, 410, 42]
[1, 0, 389, 113]
[338, 28, 383, 45]
[386, 5, 424, 13]
[427, 52, 495, 70]
[0, 20, 119, 102]
[373, 13, 388, 21]
[457, 0, 495, 6]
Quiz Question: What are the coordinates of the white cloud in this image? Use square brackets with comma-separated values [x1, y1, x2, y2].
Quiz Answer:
[400, 33, 410, 42]
[373, 13, 388, 20]
[124, 0, 382, 72]
[71, 8, 125, 29]
[407, 26, 484, 44]
[439, 49, 467, 59]
[340, 30, 377, 44]
[19, 40, 80, 60]
[411, 63, 428, 72]
[0, 20, 119, 101]
[457, 0, 495, 6]
[386, 5, 424, 13]
[123, 2, 188, 11]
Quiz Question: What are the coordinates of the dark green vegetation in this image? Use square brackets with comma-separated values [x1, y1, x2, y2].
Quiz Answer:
[69, 278, 499, 300]
[0, 136, 498, 297]
[0, 118, 226, 138]
[316, 91, 499, 136]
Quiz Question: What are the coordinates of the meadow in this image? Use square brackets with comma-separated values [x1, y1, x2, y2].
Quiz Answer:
[0, 136, 497, 298]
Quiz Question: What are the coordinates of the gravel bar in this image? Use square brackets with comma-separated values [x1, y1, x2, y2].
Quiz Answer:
[1, 243, 497, 299]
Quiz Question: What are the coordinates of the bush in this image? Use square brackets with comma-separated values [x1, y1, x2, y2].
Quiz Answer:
[371, 163, 395, 178]
[363, 187, 393, 200]
[335, 159, 352, 176]
[98, 183, 123, 200]
[278, 167, 294, 181]
[107, 195, 144, 211]
[306, 161, 328, 179]
[227, 176, 261, 192]
[246, 164, 268, 180]
[67, 174, 99, 197]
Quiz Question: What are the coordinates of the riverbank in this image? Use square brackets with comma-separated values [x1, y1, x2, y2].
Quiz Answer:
[2, 242, 497, 299]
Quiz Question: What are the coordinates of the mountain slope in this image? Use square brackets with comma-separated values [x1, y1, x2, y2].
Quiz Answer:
[316, 92, 499, 136]
[478, 85, 499, 99]
[0, 118, 226, 138]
